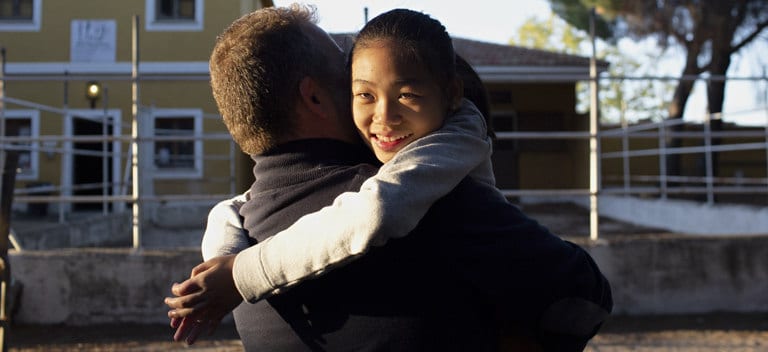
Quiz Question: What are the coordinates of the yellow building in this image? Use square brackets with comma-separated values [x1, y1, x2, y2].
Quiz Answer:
[1, 0, 272, 215]
[451, 38, 606, 191]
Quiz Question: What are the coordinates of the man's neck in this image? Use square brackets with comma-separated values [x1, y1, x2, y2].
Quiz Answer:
[283, 109, 361, 146]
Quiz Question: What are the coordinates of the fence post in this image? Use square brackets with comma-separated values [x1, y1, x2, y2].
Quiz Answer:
[621, 115, 630, 195]
[131, 15, 142, 250]
[0, 46, 7, 352]
[658, 121, 668, 200]
[59, 73, 68, 223]
[704, 112, 714, 205]
[764, 107, 768, 200]
[102, 87, 109, 215]
[588, 8, 601, 241]
[764, 76, 768, 201]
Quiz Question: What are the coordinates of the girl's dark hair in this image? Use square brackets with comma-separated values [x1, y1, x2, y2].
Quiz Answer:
[352, 9, 456, 88]
[456, 54, 495, 138]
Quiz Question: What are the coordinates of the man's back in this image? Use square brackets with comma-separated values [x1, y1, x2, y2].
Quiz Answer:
[235, 139, 495, 351]
[235, 139, 611, 351]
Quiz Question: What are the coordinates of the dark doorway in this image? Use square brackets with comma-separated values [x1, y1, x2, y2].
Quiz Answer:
[73, 116, 113, 211]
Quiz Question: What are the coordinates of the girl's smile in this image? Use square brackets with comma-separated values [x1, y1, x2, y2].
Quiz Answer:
[370, 132, 414, 152]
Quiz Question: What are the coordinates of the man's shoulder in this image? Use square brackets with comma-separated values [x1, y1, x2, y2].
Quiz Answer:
[329, 162, 379, 188]
[443, 177, 511, 207]
[350, 162, 379, 177]
[418, 177, 540, 235]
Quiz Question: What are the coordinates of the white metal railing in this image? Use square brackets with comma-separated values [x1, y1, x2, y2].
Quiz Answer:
[2, 112, 767, 245]
[0, 94, 237, 251]
[491, 108, 768, 237]
[1, 15, 767, 246]
[600, 114, 768, 203]
[3, 95, 766, 245]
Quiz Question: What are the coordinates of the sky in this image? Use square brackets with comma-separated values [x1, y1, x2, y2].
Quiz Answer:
[274, 0, 768, 126]
[275, 0, 550, 45]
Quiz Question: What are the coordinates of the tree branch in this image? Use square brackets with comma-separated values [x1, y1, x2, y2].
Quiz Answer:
[730, 19, 768, 55]
[671, 30, 688, 48]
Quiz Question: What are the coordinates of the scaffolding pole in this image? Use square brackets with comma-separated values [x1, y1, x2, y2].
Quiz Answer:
[0, 46, 8, 352]
[588, 8, 600, 241]
[131, 15, 142, 250]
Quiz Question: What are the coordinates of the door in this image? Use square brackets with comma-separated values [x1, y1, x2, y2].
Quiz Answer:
[72, 116, 113, 211]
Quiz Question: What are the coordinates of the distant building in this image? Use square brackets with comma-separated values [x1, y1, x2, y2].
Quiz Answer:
[2, 0, 274, 215]
[452, 37, 608, 190]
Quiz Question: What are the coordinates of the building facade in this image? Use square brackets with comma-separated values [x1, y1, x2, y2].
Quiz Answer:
[1, 0, 272, 215]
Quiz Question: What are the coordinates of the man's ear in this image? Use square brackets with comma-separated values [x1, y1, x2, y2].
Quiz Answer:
[299, 76, 327, 117]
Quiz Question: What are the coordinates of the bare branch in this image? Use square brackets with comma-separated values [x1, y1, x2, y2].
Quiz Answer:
[730, 19, 768, 55]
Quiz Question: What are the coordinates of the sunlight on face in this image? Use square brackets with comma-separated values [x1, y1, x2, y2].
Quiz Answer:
[351, 41, 450, 163]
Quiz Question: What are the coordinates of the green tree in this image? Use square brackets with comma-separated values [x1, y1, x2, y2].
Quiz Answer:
[510, 14, 673, 124]
[513, 14, 585, 53]
[548, 0, 768, 177]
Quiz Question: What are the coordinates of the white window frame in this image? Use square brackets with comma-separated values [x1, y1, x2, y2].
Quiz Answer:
[145, 0, 203, 32]
[150, 108, 203, 179]
[0, 0, 42, 32]
[3, 109, 40, 180]
[62, 109, 123, 214]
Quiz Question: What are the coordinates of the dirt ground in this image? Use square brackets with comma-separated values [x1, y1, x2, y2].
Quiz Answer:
[6, 313, 768, 351]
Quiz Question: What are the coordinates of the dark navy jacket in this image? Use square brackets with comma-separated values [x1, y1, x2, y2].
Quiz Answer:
[236, 139, 611, 351]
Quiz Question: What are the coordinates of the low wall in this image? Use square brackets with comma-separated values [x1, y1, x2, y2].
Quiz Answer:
[10, 248, 201, 325]
[578, 235, 768, 315]
[8, 234, 768, 325]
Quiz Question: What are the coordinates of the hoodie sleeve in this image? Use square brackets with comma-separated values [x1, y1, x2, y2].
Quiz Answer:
[201, 191, 250, 261]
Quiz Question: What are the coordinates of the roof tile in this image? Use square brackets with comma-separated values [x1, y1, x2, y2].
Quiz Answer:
[331, 33, 607, 68]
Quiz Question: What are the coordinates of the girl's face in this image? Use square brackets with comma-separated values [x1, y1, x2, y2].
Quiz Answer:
[351, 40, 449, 163]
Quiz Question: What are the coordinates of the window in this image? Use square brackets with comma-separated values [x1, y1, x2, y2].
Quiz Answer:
[151, 109, 202, 178]
[146, 0, 203, 31]
[0, 0, 41, 31]
[3, 110, 39, 180]
[156, 0, 195, 20]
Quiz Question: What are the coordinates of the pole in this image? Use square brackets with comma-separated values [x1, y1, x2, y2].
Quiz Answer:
[131, 15, 142, 250]
[659, 121, 668, 200]
[588, 8, 600, 241]
[0, 46, 8, 352]
[704, 112, 714, 205]
[102, 87, 109, 214]
[0, 48, 6, 195]
[764, 67, 768, 202]
[621, 103, 630, 195]
[59, 73, 68, 223]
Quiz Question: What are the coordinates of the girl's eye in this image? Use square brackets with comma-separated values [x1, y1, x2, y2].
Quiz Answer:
[399, 92, 420, 100]
[354, 92, 374, 101]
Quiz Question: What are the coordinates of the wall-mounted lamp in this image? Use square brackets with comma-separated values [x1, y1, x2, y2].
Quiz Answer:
[85, 81, 101, 108]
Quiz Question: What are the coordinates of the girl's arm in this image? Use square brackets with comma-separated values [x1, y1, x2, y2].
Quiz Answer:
[233, 99, 496, 303]
[201, 191, 250, 261]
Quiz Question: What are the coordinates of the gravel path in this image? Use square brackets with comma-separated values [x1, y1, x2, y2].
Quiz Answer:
[7, 313, 768, 351]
